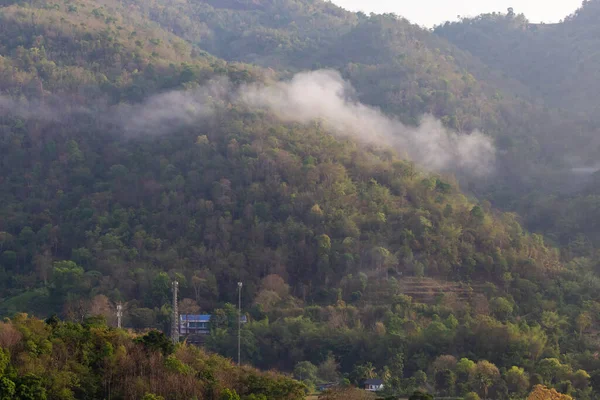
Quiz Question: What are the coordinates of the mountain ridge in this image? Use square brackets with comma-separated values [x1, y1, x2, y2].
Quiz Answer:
[1, 0, 600, 398]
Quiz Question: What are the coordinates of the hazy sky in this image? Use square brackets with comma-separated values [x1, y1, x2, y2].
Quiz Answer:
[330, 0, 584, 27]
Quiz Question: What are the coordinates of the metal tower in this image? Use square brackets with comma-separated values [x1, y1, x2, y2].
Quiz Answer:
[116, 303, 123, 328]
[171, 281, 179, 344]
[237, 281, 242, 365]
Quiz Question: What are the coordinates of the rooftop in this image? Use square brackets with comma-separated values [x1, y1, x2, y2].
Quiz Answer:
[178, 314, 248, 322]
[180, 314, 211, 322]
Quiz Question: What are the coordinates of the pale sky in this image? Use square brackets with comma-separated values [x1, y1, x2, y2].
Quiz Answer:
[329, 0, 584, 27]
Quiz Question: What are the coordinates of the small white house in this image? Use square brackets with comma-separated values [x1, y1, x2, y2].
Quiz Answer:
[363, 379, 384, 392]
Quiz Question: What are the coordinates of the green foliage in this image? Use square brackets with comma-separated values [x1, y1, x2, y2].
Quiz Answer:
[464, 392, 480, 400]
[134, 330, 174, 356]
[117, 0, 600, 258]
[434, 369, 456, 396]
[220, 389, 240, 400]
[505, 366, 530, 396]
[0, 0, 600, 399]
[408, 391, 433, 400]
[0, 377, 16, 400]
[0, 315, 303, 400]
[293, 361, 318, 386]
[435, 4, 600, 256]
[489, 297, 513, 320]
[142, 394, 165, 400]
[15, 374, 47, 400]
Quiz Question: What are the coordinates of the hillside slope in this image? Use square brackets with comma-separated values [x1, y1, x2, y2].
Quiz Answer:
[435, 1, 600, 117]
[434, 2, 600, 252]
[0, 0, 564, 314]
[114, 0, 600, 248]
[0, 314, 304, 399]
[3, 0, 600, 398]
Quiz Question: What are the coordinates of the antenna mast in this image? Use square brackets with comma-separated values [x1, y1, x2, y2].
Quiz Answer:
[171, 281, 179, 344]
[237, 281, 242, 365]
[116, 303, 123, 328]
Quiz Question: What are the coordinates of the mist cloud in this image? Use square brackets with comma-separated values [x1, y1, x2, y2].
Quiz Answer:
[0, 95, 61, 121]
[238, 70, 495, 175]
[571, 166, 600, 175]
[116, 78, 230, 135]
[0, 70, 496, 176]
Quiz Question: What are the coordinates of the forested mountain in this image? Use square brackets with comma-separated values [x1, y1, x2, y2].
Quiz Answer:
[1, 0, 600, 398]
[116, 0, 600, 254]
[435, 1, 600, 117]
[435, 1, 600, 254]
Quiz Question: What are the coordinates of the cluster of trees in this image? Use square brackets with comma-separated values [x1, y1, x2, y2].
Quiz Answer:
[3, 0, 600, 399]
[206, 272, 600, 399]
[0, 0, 261, 105]
[118, 0, 600, 259]
[0, 314, 305, 399]
[0, 96, 567, 315]
[0, 0, 568, 319]
[316, 385, 573, 400]
[435, 1, 600, 117]
[435, 1, 600, 255]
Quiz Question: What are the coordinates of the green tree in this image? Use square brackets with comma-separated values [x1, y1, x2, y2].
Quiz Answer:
[470, 206, 485, 222]
[473, 361, 500, 399]
[464, 392, 480, 400]
[572, 369, 590, 390]
[129, 308, 157, 329]
[318, 355, 340, 382]
[134, 330, 175, 356]
[385, 352, 404, 393]
[456, 358, 476, 383]
[576, 312, 592, 338]
[414, 371, 428, 388]
[435, 369, 456, 396]
[0, 377, 16, 400]
[293, 361, 318, 385]
[143, 394, 165, 400]
[16, 374, 47, 400]
[51, 261, 85, 292]
[537, 358, 569, 385]
[408, 391, 433, 400]
[219, 389, 240, 400]
[490, 297, 513, 320]
[505, 366, 529, 396]
[150, 272, 171, 307]
[352, 363, 377, 384]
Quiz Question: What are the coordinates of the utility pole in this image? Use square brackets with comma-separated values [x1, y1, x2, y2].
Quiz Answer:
[171, 281, 179, 345]
[237, 281, 242, 366]
[116, 303, 123, 329]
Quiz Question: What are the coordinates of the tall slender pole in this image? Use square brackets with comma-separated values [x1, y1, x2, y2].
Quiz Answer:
[237, 281, 242, 365]
[116, 303, 122, 329]
[171, 281, 179, 345]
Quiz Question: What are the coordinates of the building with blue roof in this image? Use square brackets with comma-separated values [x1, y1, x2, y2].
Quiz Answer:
[179, 314, 212, 335]
[179, 314, 248, 336]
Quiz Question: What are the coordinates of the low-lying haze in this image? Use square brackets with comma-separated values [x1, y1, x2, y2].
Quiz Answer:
[0, 70, 496, 176]
[239, 70, 495, 176]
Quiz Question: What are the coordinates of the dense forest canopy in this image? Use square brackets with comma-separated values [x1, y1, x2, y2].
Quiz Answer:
[435, 0, 600, 256]
[2, 0, 600, 398]
[116, 0, 600, 254]
[435, 1, 600, 117]
[0, 314, 305, 399]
